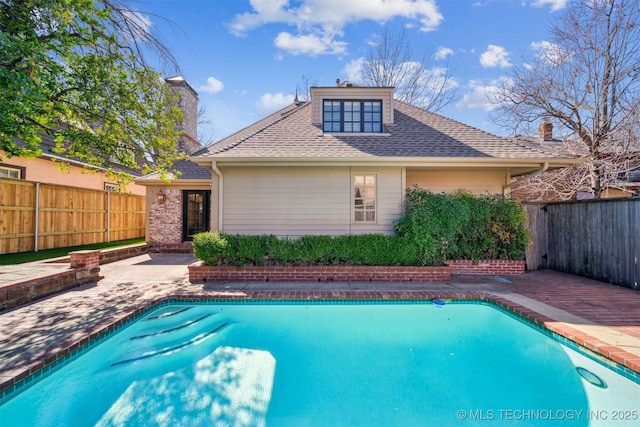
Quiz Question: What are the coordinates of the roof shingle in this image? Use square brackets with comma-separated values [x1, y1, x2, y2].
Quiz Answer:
[197, 100, 572, 161]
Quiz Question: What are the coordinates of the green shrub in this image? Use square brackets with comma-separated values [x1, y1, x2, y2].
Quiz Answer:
[394, 187, 529, 262]
[394, 188, 468, 265]
[192, 231, 229, 266]
[192, 233, 421, 266]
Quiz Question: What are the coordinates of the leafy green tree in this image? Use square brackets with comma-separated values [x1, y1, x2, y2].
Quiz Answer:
[0, 0, 184, 185]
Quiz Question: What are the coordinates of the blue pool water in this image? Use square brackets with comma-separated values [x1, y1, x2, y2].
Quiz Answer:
[0, 301, 638, 426]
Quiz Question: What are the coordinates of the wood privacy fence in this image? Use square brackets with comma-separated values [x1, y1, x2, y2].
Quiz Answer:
[0, 178, 145, 254]
[524, 198, 640, 290]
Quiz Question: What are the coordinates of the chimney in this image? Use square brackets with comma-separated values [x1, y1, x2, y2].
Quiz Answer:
[165, 76, 201, 154]
[539, 120, 553, 141]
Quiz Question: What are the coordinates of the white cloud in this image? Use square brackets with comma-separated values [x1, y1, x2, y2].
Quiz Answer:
[480, 45, 512, 68]
[343, 57, 366, 82]
[434, 47, 454, 60]
[256, 92, 295, 114]
[274, 31, 347, 56]
[530, 40, 566, 65]
[229, 0, 443, 56]
[530, 0, 567, 12]
[456, 78, 511, 111]
[198, 76, 224, 94]
[120, 9, 152, 42]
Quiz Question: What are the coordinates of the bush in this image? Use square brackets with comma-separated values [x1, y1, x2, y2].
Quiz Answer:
[192, 233, 422, 266]
[192, 231, 229, 266]
[394, 187, 529, 263]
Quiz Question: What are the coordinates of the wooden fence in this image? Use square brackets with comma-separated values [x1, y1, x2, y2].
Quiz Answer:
[0, 178, 145, 254]
[524, 198, 640, 290]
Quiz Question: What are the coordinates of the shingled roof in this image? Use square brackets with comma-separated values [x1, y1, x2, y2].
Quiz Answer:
[195, 100, 575, 161]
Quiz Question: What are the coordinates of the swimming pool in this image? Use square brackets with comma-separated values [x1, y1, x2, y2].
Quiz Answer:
[0, 301, 638, 426]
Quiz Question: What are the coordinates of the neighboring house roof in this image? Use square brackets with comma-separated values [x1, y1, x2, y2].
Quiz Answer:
[13, 133, 144, 177]
[193, 100, 581, 174]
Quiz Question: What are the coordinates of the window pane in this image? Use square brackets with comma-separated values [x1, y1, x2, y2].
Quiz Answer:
[372, 123, 381, 132]
[354, 175, 376, 222]
[344, 123, 353, 132]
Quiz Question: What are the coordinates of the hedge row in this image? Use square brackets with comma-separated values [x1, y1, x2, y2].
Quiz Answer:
[193, 233, 420, 267]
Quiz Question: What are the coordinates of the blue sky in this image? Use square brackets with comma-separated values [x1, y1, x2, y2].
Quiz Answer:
[141, 0, 568, 143]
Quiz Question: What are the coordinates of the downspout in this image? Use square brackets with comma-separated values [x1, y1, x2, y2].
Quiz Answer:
[503, 162, 549, 195]
[210, 161, 224, 231]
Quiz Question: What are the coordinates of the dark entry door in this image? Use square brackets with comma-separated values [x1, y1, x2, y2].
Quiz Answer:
[182, 190, 211, 241]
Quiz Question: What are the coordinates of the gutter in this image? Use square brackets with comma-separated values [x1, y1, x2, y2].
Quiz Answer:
[210, 161, 224, 231]
[502, 162, 549, 195]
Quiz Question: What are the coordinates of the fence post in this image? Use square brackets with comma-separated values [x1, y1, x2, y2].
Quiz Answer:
[34, 182, 40, 252]
[106, 191, 111, 243]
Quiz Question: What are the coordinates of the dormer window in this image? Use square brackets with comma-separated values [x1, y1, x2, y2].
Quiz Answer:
[323, 100, 382, 133]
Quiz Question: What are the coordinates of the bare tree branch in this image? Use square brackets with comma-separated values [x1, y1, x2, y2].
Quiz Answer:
[354, 23, 457, 113]
[492, 0, 640, 199]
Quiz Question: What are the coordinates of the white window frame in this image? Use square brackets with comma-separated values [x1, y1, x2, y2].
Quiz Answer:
[0, 165, 23, 179]
[352, 173, 377, 223]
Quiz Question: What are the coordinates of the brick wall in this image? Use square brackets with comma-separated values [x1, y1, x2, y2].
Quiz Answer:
[147, 188, 183, 246]
[189, 260, 526, 283]
[189, 264, 452, 283]
[1, 250, 101, 311]
[447, 260, 526, 275]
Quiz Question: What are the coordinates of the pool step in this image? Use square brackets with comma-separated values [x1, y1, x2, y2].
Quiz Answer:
[111, 322, 230, 366]
[131, 313, 212, 340]
[147, 306, 192, 320]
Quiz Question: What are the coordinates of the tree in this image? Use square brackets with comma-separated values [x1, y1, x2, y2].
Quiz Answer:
[296, 73, 317, 102]
[492, 0, 640, 199]
[0, 0, 184, 185]
[355, 23, 457, 112]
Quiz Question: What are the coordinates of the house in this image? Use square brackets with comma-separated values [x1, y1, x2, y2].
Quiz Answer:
[137, 82, 581, 252]
[511, 121, 639, 201]
[0, 133, 148, 195]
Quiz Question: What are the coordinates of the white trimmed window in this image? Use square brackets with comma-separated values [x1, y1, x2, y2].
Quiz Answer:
[0, 165, 23, 179]
[353, 174, 376, 222]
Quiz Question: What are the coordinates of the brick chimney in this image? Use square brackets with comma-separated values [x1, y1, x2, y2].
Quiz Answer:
[165, 76, 201, 154]
[539, 120, 553, 141]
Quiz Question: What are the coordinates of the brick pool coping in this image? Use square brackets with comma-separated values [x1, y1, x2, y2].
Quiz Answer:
[1, 289, 639, 400]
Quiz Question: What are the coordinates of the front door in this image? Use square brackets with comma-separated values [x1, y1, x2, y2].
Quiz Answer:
[182, 190, 211, 241]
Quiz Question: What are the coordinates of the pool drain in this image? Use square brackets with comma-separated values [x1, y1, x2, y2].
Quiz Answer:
[576, 367, 607, 388]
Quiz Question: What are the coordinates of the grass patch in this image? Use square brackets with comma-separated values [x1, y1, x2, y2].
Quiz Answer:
[0, 238, 145, 265]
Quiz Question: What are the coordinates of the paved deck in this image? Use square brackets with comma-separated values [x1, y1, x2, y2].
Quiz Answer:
[1, 253, 639, 396]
